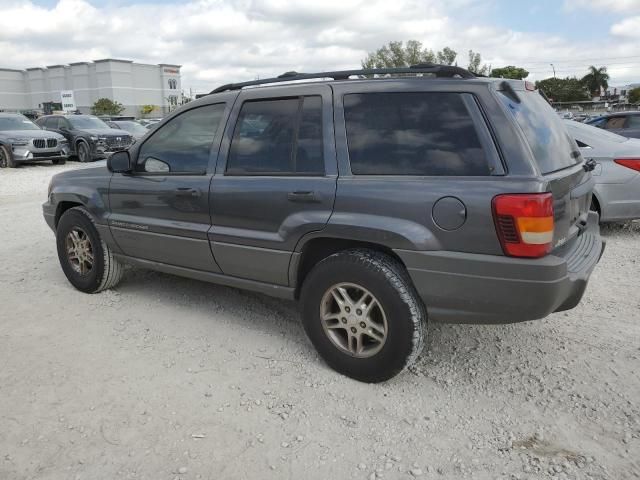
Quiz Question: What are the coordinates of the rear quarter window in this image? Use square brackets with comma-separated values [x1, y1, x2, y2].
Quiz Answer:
[343, 92, 490, 176]
[498, 90, 579, 174]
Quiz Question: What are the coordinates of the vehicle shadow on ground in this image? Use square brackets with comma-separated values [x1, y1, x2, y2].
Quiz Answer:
[112, 265, 555, 383]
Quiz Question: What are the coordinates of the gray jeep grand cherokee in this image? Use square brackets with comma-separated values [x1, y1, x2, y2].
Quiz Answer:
[43, 64, 604, 382]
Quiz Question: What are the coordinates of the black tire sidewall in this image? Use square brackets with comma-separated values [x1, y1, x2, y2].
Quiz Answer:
[0, 145, 15, 168]
[301, 255, 420, 382]
[56, 209, 106, 293]
[77, 142, 89, 162]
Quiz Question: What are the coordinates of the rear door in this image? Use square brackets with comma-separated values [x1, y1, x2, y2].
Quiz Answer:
[210, 84, 336, 285]
[496, 87, 591, 248]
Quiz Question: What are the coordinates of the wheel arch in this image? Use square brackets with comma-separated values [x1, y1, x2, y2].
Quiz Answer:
[290, 236, 407, 298]
[55, 200, 84, 228]
[591, 190, 603, 220]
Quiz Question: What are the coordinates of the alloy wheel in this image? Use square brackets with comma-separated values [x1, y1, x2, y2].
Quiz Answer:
[65, 227, 94, 275]
[320, 283, 388, 358]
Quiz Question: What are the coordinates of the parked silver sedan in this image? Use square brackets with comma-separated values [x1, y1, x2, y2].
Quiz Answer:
[564, 120, 640, 222]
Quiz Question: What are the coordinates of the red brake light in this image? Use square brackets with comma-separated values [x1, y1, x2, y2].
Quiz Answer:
[614, 158, 640, 172]
[492, 193, 554, 258]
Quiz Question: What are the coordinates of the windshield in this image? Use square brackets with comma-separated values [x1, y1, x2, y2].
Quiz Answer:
[564, 120, 628, 144]
[498, 89, 581, 174]
[114, 121, 148, 135]
[0, 115, 41, 131]
[67, 116, 110, 129]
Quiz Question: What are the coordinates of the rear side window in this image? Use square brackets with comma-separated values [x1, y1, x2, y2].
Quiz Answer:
[499, 90, 579, 174]
[627, 116, 640, 128]
[343, 92, 490, 176]
[226, 96, 324, 175]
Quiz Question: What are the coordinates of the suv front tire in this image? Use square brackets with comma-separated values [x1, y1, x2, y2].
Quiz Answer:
[56, 207, 124, 293]
[300, 249, 426, 382]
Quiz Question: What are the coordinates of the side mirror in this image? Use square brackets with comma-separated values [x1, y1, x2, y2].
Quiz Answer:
[60, 126, 68, 132]
[107, 151, 131, 173]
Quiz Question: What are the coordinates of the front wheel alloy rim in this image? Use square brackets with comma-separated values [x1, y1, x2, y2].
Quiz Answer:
[0, 148, 7, 167]
[65, 227, 94, 275]
[320, 283, 388, 358]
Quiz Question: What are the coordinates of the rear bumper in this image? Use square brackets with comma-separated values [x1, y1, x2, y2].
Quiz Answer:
[395, 212, 604, 324]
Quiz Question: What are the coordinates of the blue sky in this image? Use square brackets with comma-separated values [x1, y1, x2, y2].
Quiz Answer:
[3, 0, 639, 91]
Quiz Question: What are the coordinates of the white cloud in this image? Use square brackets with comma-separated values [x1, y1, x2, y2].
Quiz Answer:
[0, 0, 638, 92]
[611, 16, 640, 38]
[564, 0, 640, 13]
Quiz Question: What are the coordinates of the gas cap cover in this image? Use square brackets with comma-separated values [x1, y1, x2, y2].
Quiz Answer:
[432, 196, 467, 231]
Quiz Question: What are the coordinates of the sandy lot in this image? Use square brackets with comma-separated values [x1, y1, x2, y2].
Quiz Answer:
[1, 162, 638, 480]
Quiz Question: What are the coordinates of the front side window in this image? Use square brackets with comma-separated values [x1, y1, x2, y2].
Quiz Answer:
[344, 92, 489, 176]
[605, 116, 626, 129]
[137, 103, 225, 174]
[67, 116, 109, 130]
[226, 96, 324, 175]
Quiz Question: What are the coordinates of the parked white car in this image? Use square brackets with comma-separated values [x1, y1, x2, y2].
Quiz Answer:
[564, 120, 640, 222]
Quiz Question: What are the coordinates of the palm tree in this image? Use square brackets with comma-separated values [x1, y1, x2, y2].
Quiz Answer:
[582, 66, 610, 97]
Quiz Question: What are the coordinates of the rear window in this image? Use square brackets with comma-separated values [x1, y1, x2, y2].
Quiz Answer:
[344, 92, 490, 176]
[498, 90, 580, 174]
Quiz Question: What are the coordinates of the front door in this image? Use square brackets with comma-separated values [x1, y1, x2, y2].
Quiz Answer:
[210, 85, 337, 285]
[108, 102, 229, 272]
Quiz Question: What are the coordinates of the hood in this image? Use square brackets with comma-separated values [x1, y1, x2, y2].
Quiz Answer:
[83, 128, 131, 137]
[53, 162, 108, 181]
[0, 129, 64, 140]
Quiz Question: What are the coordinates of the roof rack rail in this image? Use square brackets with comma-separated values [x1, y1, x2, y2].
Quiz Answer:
[210, 63, 475, 94]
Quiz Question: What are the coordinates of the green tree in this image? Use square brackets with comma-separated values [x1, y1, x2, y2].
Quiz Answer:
[91, 98, 125, 116]
[140, 104, 156, 117]
[436, 47, 457, 66]
[361, 40, 458, 68]
[581, 66, 610, 96]
[467, 50, 489, 75]
[490, 65, 529, 79]
[535, 77, 590, 102]
[628, 87, 640, 104]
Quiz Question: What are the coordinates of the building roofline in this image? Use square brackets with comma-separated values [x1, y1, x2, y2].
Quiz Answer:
[0, 67, 23, 72]
[69, 61, 90, 66]
[159, 63, 182, 68]
[93, 58, 134, 64]
[46, 64, 67, 69]
[25, 67, 44, 71]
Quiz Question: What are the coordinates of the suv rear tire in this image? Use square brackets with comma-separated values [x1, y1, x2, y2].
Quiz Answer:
[56, 207, 124, 293]
[300, 249, 426, 382]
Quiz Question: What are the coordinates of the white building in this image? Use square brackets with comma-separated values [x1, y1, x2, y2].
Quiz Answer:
[0, 59, 182, 117]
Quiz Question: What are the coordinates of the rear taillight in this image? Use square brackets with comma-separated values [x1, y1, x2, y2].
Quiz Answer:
[614, 158, 640, 172]
[492, 193, 554, 258]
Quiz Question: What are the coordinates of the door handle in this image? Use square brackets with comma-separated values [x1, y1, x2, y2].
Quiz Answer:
[287, 191, 318, 203]
[174, 187, 201, 198]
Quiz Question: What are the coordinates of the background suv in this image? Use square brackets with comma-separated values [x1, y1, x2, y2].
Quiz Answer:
[43, 65, 603, 382]
[586, 111, 640, 139]
[0, 113, 69, 168]
[36, 114, 133, 162]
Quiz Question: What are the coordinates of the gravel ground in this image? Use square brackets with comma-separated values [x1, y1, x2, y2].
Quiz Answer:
[1, 162, 639, 480]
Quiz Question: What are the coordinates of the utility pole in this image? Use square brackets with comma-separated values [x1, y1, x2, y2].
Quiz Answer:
[550, 63, 556, 78]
